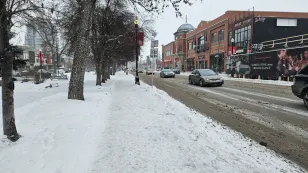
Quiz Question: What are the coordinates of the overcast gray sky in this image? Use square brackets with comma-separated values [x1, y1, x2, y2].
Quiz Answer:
[142, 0, 308, 59]
[11, 0, 308, 60]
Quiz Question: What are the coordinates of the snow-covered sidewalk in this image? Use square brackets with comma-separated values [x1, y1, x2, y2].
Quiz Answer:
[0, 72, 306, 173]
[179, 72, 293, 86]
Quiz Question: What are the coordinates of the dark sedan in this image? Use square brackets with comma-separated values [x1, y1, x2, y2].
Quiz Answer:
[160, 69, 175, 78]
[291, 64, 308, 109]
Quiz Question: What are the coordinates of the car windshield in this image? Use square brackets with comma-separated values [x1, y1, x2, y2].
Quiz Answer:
[162, 69, 172, 72]
[199, 69, 217, 76]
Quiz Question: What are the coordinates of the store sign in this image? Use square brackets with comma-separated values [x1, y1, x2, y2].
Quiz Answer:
[227, 46, 237, 55]
[236, 49, 244, 54]
[234, 18, 251, 28]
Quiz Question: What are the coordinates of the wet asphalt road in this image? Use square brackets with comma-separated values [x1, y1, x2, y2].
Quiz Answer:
[138, 72, 308, 170]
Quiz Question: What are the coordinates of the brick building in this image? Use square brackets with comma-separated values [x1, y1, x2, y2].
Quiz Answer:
[162, 23, 194, 69]
[161, 10, 308, 72]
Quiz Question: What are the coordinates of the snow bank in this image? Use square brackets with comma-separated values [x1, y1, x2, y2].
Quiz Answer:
[179, 72, 293, 86]
[91, 73, 306, 173]
[0, 76, 113, 173]
[219, 73, 293, 86]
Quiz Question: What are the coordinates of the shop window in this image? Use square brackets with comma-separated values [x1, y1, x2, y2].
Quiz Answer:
[234, 25, 251, 49]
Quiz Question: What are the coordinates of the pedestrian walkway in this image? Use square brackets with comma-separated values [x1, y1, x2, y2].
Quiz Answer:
[91, 72, 306, 173]
[0, 72, 306, 173]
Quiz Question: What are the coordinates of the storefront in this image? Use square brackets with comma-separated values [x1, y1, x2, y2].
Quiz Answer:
[186, 57, 195, 71]
[163, 58, 172, 68]
[196, 55, 207, 69]
[210, 52, 224, 72]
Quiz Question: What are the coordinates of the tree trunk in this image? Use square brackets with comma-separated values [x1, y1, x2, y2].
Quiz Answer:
[95, 60, 102, 85]
[101, 61, 107, 83]
[106, 65, 110, 79]
[68, 45, 86, 100]
[68, 1, 93, 100]
[0, 5, 20, 141]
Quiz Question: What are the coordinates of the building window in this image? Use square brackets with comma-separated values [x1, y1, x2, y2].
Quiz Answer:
[218, 29, 224, 41]
[198, 36, 204, 45]
[211, 33, 217, 43]
[276, 18, 297, 27]
[234, 25, 251, 49]
[228, 31, 232, 45]
[188, 42, 192, 50]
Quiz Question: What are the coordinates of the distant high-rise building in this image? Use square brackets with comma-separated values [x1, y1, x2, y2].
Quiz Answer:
[24, 24, 44, 51]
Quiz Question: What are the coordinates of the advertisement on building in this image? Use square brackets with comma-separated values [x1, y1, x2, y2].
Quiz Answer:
[249, 51, 277, 76]
[240, 47, 308, 77]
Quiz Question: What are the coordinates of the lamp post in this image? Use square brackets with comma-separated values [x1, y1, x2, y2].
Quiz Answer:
[231, 38, 235, 77]
[39, 49, 42, 81]
[134, 18, 140, 85]
[231, 38, 235, 55]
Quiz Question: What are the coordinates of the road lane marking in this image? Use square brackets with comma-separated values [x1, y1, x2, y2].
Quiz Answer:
[200, 96, 308, 142]
[188, 85, 308, 117]
[215, 86, 300, 103]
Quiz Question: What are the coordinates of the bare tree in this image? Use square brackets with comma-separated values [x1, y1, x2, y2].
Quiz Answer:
[0, 0, 44, 141]
[63, 0, 198, 99]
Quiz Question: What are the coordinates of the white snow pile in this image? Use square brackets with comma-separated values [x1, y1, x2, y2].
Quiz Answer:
[0, 72, 306, 173]
[219, 73, 293, 86]
[179, 72, 293, 86]
[0, 89, 112, 173]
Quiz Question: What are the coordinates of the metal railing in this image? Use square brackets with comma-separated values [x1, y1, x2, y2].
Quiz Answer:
[261, 34, 308, 49]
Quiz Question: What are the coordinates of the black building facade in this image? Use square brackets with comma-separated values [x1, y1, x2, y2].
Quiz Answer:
[227, 16, 308, 78]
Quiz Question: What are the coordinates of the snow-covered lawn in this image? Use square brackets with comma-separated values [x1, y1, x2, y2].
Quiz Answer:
[0, 72, 306, 173]
[179, 72, 293, 86]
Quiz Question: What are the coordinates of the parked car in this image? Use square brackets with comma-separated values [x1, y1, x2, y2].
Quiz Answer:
[172, 69, 180, 74]
[291, 65, 308, 109]
[188, 69, 223, 87]
[146, 69, 155, 75]
[138, 69, 143, 73]
[160, 69, 175, 78]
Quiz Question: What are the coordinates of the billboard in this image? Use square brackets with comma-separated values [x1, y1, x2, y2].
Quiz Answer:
[229, 47, 308, 77]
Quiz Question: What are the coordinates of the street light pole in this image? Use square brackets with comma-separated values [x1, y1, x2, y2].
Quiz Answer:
[134, 18, 140, 85]
[39, 49, 42, 81]
[231, 38, 235, 77]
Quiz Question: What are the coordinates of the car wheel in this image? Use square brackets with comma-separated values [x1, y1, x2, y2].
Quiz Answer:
[199, 80, 204, 87]
[218, 82, 223, 87]
[173, 75, 175, 78]
[189, 78, 192, 84]
[303, 90, 308, 109]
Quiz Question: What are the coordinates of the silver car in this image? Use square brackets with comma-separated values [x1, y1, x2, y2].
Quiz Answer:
[160, 69, 175, 78]
[188, 69, 224, 87]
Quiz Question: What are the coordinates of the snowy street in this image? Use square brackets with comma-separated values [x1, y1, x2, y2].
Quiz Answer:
[0, 72, 307, 173]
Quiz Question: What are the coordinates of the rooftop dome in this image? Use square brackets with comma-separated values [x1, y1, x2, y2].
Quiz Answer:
[176, 23, 194, 33]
